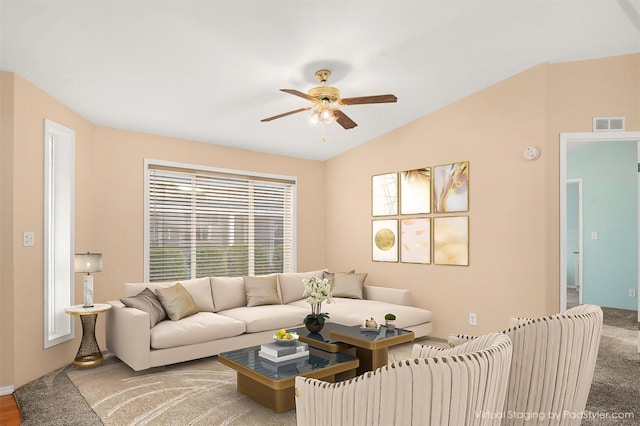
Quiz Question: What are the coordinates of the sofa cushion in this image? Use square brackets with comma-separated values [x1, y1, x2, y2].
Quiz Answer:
[178, 278, 214, 312]
[150, 312, 246, 349]
[211, 276, 246, 311]
[155, 283, 199, 321]
[218, 305, 308, 333]
[120, 288, 167, 327]
[244, 274, 281, 307]
[278, 270, 325, 304]
[123, 277, 214, 312]
[331, 272, 367, 299]
[288, 298, 432, 328]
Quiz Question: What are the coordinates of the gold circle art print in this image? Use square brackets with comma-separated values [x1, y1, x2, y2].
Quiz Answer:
[375, 228, 396, 251]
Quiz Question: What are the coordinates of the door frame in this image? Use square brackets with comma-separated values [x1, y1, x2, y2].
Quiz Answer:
[566, 178, 583, 304]
[559, 131, 640, 352]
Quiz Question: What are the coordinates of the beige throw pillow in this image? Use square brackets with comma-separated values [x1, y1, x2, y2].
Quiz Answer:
[323, 269, 355, 287]
[331, 272, 367, 299]
[155, 283, 199, 321]
[120, 287, 167, 327]
[244, 274, 281, 307]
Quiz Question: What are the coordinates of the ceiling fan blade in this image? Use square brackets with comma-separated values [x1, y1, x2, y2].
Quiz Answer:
[261, 106, 312, 122]
[340, 94, 398, 105]
[280, 89, 317, 102]
[333, 109, 358, 129]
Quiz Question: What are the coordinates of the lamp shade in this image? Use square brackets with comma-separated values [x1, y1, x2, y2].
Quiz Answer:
[74, 253, 102, 273]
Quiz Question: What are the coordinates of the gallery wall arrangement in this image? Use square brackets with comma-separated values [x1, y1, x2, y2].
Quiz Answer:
[371, 162, 469, 266]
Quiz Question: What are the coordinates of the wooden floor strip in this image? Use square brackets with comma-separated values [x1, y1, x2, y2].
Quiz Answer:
[0, 394, 22, 426]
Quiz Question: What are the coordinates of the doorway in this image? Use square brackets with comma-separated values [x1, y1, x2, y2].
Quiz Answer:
[559, 131, 640, 352]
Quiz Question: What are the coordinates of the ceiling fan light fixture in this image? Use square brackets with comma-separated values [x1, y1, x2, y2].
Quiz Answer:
[262, 68, 396, 133]
[319, 107, 335, 123]
[309, 102, 335, 125]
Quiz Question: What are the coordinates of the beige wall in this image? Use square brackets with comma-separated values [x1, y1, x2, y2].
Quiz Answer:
[1, 71, 15, 390]
[1, 53, 638, 389]
[0, 72, 325, 388]
[7, 73, 96, 388]
[325, 53, 639, 339]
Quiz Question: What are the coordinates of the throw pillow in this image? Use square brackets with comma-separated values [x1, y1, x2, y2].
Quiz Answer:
[244, 274, 281, 307]
[322, 269, 355, 287]
[155, 283, 199, 321]
[120, 288, 167, 328]
[174, 277, 214, 312]
[331, 272, 367, 299]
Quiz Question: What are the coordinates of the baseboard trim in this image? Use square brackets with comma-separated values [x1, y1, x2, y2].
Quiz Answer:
[0, 385, 15, 395]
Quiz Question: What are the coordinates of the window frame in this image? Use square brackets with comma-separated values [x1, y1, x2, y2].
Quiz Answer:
[43, 119, 75, 348]
[143, 159, 297, 281]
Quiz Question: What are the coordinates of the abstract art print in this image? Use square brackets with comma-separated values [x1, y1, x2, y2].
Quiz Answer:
[433, 161, 469, 213]
[372, 173, 398, 216]
[401, 218, 430, 264]
[400, 167, 431, 214]
[372, 219, 398, 262]
[433, 216, 469, 266]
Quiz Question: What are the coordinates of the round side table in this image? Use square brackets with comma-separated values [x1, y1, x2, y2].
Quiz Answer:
[65, 303, 112, 367]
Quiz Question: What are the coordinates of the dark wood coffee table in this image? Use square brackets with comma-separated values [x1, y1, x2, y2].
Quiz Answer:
[219, 345, 358, 413]
[292, 323, 415, 375]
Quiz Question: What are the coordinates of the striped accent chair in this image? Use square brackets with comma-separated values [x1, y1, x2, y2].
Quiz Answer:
[295, 333, 512, 426]
[445, 304, 603, 426]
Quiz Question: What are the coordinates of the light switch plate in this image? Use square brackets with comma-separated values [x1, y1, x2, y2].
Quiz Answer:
[23, 231, 35, 247]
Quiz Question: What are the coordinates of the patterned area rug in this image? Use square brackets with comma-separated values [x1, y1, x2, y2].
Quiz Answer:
[66, 356, 297, 426]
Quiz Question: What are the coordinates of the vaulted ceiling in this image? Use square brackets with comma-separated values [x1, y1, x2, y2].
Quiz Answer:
[1, 1, 639, 160]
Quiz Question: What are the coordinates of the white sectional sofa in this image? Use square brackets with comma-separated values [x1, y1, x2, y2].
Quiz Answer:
[106, 270, 433, 371]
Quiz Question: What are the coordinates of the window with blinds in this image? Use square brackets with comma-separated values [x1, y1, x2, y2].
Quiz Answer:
[146, 162, 295, 282]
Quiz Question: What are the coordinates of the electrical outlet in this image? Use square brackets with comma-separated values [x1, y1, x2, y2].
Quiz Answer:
[22, 231, 34, 247]
[469, 313, 477, 326]
[591, 231, 598, 240]
[629, 289, 636, 298]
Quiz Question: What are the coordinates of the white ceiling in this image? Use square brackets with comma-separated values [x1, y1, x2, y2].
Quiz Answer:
[1, 1, 639, 161]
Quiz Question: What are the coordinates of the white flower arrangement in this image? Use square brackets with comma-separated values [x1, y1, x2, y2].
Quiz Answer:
[302, 276, 332, 324]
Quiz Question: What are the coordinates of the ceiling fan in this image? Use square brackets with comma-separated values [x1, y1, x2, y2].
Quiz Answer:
[261, 69, 397, 130]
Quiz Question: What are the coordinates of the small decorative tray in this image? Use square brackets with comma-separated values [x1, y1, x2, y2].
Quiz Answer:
[360, 325, 381, 332]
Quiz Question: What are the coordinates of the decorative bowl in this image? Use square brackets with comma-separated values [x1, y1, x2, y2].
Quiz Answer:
[273, 332, 299, 346]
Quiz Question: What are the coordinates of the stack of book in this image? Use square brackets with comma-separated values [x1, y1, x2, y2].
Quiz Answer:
[258, 341, 309, 363]
[260, 357, 307, 374]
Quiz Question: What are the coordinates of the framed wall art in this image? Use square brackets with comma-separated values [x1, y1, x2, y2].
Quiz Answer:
[433, 216, 469, 266]
[401, 218, 431, 264]
[400, 167, 431, 214]
[372, 219, 398, 262]
[372, 173, 398, 216]
[433, 161, 469, 213]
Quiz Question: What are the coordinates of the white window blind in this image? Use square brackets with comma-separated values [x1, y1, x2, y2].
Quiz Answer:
[146, 163, 295, 282]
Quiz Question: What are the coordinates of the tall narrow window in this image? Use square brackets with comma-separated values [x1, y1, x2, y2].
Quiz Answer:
[44, 119, 75, 348]
[145, 160, 296, 281]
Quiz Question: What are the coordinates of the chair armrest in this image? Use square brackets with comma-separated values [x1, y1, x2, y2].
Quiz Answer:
[363, 285, 412, 306]
[105, 301, 151, 371]
[447, 334, 476, 347]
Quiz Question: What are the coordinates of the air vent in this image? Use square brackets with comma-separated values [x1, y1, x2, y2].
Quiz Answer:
[593, 117, 625, 132]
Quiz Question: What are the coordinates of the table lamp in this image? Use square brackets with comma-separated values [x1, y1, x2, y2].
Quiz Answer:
[74, 252, 103, 308]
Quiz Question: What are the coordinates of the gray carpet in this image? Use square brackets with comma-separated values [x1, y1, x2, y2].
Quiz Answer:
[581, 308, 639, 426]
[14, 308, 640, 425]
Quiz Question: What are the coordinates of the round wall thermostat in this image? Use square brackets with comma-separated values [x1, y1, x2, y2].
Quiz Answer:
[523, 146, 541, 161]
